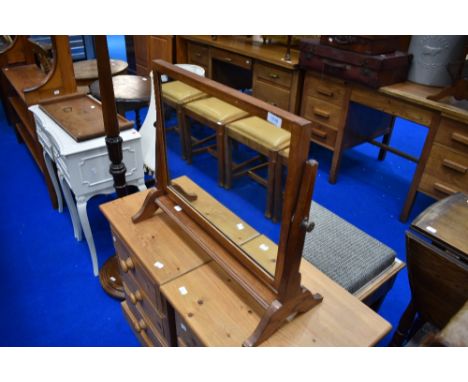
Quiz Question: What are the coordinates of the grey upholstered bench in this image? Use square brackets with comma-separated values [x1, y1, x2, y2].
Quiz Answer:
[302, 202, 404, 309]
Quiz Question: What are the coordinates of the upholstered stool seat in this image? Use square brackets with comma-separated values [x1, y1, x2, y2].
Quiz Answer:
[161, 80, 206, 104]
[185, 97, 248, 124]
[303, 202, 397, 295]
[225, 116, 291, 219]
[161, 80, 207, 160]
[181, 97, 248, 186]
[226, 117, 291, 151]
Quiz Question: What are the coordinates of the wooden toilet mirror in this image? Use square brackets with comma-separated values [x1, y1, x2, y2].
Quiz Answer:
[133, 60, 323, 346]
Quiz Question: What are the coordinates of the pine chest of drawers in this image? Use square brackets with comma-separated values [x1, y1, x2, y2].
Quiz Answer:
[100, 190, 210, 346]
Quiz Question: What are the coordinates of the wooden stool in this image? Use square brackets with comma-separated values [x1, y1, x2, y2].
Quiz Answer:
[182, 97, 248, 186]
[161, 80, 207, 159]
[225, 116, 291, 219]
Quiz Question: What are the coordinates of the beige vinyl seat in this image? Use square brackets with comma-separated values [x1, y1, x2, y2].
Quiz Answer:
[225, 116, 291, 219]
[182, 97, 248, 186]
[161, 80, 207, 159]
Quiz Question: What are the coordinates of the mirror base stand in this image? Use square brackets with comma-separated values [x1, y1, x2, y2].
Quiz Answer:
[132, 188, 165, 223]
[243, 287, 323, 347]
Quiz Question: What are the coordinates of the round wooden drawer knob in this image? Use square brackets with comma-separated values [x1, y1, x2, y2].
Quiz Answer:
[125, 257, 135, 270]
[129, 290, 143, 305]
[134, 319, 147, 333]
[119, 257, 134, 273]
[138, 319, 147, 331]
[119, 259, 128, 273]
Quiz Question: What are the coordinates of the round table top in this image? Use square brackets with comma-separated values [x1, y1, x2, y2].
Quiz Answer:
[89, 74, 151, 104]
[73, 59, 128, 80]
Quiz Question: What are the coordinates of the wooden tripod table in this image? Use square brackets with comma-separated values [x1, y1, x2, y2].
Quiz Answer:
[73, 58, 128, 87]
[90, 74, 151, 128]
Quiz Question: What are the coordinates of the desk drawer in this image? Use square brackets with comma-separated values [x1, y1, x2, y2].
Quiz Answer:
[211, 48, 252, 70]
[122, 273, 171, 339]
[254, 62, 292, 88]
[434, 117, 468, 154]
[310, 122, 337, 149]
[302, 96, 343, 129]
[187, 42, 210, 68]
[421, 143, 468, 196]
[112, 230, 165, 313]
[175, 311, 203, 347]
[253, 80, 290, 110]
[302, 72, 347, 107]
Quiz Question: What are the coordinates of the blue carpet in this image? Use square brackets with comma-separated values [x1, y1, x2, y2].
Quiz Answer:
[0, 36, 435, 346]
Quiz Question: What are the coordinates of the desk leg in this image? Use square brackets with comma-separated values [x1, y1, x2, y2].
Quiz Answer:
[76, 196, 99, 277]
[400, 114, 441, 222]
[58, 172, 83, 242]
[43, 152, 64, 213]
[329, 88, 351, 184]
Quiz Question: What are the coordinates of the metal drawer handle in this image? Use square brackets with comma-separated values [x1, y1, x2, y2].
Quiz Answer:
[313, 108, 330, 119]
[317, 87, 334, 97]
[311, 128, 328, 139]
[120, 257, 135, 273]
[224, 57, 232, 62]
[195, 52, 202, 57]
[451, 132, 468, 147]
[269, 73, 279, 79]
[433, 182, 457, 195]
[442, 158, 468, 174]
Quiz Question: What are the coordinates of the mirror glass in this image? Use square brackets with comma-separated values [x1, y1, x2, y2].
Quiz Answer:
[0, 35, 14, 52]
[158, 66, 290, 277]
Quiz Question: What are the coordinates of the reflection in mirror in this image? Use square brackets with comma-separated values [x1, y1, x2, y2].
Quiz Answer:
[160, 70, 286, 277]
[0, 35, 14, 52]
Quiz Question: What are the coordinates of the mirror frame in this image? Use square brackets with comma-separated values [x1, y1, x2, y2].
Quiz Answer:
[134, 59, 322, 345]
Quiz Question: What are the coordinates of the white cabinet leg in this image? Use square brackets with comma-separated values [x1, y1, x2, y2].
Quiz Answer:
[43, 152, 63, 213]
[58, 172, 82, 242]
[76, 197, 99, 277]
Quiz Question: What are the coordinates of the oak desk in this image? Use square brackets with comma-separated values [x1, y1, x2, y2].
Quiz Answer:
[301, 72, 468, 221]
[101, 187, 391, 346]
[176, 36, 302, 114]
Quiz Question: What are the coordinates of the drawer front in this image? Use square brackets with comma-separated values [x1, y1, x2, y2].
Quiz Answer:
[253, 80, 290, 110]
[175, 312, 203, 347]
[434, 118, 468, 154]
[419, 173, 462, 199]
[422, 143, 468, 194]
[254, 62, 292, 88]
[122, 273, 171, 339]
[309, 122, 337, 149]
[303, 73, 347, 107]
[125, 300, 166, 347]
[302, 96, 344, 129]
[112, 230, 164, 312]
[121, 301, 160, 347]
[123, 282, 169, 345]
[187, 42, 210, 67]
[211, 48, 252, 70]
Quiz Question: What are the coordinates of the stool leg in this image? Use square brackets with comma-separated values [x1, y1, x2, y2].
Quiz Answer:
[216, 125, 225, 187]
[224, 134, 233, 189]
[180, 108, 192, 163]
[273, 158, 284, 222]
[176, 106, 187, 160]
[265, 152, 277, 219]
